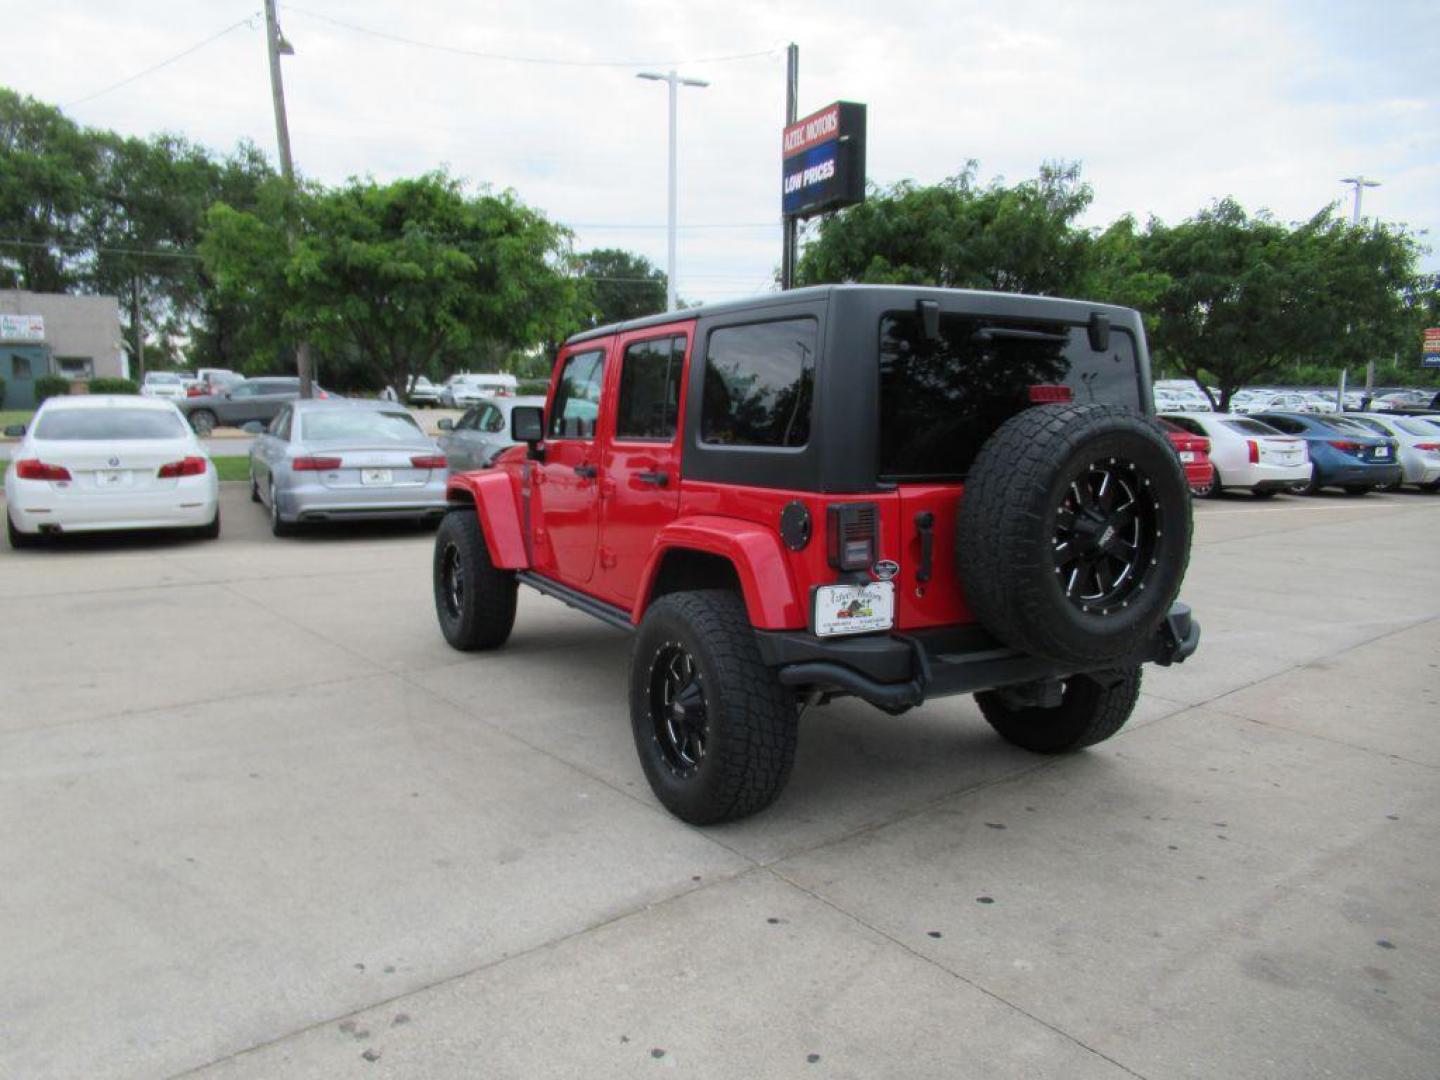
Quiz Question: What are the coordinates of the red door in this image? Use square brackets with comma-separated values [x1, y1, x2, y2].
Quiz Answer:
[535, 342, 610, 585]
[595, 328, 692, 608]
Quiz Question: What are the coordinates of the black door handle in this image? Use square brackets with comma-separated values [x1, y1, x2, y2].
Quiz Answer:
[914, 511, 934, 583]
[573, 464, 598, 479]
[636, 470, 669, 487]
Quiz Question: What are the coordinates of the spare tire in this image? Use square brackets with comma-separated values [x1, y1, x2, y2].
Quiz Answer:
[955, 403, 1191, 668]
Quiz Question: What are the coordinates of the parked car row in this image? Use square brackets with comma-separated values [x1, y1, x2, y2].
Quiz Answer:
[1160, 410, 1440, 496]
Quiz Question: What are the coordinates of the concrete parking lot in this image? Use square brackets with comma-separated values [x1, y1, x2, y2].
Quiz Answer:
[2, 487, 1437, 1079]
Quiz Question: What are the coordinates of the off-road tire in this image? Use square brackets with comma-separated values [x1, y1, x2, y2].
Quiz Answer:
[6, 512, 39, 549]
[629, 590, 797, 824]
[189, 409, 217, 436]
[955, 403, 1192, 668]
[976, 667, 1142, 753]
[433, 509, 516, 651]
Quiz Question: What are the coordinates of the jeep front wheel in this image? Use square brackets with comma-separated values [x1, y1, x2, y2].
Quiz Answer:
[956, 403, 1192, 668]
[629, 591, 797, 824]
[975, 667, 1142, 753]
[433, 510, 517, 650]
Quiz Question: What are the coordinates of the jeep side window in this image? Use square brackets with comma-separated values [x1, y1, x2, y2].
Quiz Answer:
[549, 349, 605, 438]
[617, 335, 684, 441]
[700, 318, 816, 447]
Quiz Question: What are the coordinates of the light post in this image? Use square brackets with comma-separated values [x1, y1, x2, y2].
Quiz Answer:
[1339, 175, 1380, 226]
[637, 70, 709, 312]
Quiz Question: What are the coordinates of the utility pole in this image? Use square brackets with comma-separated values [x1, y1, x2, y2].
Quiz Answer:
[637, 70, 708, 312]
[130, 276, 146, 381]
[264, 0, 313, 397]
[780, 43, 798, 290]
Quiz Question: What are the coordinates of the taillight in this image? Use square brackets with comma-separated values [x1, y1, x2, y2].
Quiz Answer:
[1247, 439, 1259, 464]
[1414, 442, 1440, 452]
[15, 459, 71, 481]
[1327, 441, 1362, 454]
[292, 456, 342, 471]
[410, 454, 447, 469]
[827, 502, 878, 572]
[157, 456, 208, 478]
[1027, 384, 1073, 404]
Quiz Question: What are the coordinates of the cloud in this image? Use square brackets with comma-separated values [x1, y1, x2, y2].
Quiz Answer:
[15, 0, 1439, 305]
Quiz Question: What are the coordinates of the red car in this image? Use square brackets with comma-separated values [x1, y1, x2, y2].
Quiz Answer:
[434, 287, 1200, 824]
[1161, 418, 1215, 495]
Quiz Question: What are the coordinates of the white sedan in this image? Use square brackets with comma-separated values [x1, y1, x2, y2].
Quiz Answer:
[1346, 412, 1440, 491]
[1159, 412, 1312, 497]
[140, 371, 188, 401]
[5, 395, 220, 548]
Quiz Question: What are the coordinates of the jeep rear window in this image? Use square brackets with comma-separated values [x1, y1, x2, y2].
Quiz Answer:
[701, 317, 816, 448]
[878, 312, 1142, 480]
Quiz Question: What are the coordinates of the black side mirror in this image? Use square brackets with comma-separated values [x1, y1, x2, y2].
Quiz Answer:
[3, 424, 25, 437]
[1088, 312, 1111, 352]
[436, 418, 454, 431]
[511, 405, 544, 443]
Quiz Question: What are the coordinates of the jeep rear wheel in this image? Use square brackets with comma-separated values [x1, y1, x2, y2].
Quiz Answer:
[976, 667, 1142, 753]
[956, 403, 1192, 668]
[629, 591, 797, 824]
[433, 510, 517, 651]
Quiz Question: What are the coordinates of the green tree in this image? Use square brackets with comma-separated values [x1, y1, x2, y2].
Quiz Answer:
[1142, 199, 1430, 409]
[0, 88, 101, 291]
[575, 248, 667, 326]
[796, 161, 1096, 296]
[202, 172, 586, 394]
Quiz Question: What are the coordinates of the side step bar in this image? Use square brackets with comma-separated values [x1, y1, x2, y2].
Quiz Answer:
[516, 571, 635, 633]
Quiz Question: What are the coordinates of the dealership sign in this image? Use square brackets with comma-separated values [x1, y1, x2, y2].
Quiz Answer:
[0, 313, 45, 342]
[782, 101, 866, 219]
[1424, 327, 1440, 369]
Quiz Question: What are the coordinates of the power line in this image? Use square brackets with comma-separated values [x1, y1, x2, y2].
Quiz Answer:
[64, 15, 261, 109]
[0, 237, 203, 261]
[284, 5, 780, 68]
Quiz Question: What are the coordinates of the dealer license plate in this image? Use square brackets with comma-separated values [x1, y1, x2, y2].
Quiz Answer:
[1373, 446, 1390, 459]
[1178, 451, 1196, 463]
[813, 581, 895, 638]
[360, 468, 393, 485]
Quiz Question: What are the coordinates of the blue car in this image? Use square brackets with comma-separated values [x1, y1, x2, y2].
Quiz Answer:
[1251, 413, 1402, 494]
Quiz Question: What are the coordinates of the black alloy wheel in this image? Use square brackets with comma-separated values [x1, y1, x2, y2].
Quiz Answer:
[1052, 459, 1160, 617]
[647, 643, 708, 776]
[439, 540, 466, 623]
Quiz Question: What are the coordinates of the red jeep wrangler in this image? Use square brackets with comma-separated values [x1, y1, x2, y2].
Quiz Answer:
[433, 286, 1200, 824]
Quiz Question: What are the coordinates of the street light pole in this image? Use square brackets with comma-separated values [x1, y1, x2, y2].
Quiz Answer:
[637, 70, 708, 312]
[1339, 175, 1381, 226]
[264, 0, 313, 398]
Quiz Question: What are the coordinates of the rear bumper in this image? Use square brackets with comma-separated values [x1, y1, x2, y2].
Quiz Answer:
[756, 603, 1200, 712]
[278, 476, 448, 522]
[7, 476, 218, 533]
[1315, 462, 1401, 488]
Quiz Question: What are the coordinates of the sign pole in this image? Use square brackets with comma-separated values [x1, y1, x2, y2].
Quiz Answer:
[781, 43, 798, 291]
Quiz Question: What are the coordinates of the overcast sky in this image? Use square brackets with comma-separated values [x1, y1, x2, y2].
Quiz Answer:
[12, 0, 1439, 304]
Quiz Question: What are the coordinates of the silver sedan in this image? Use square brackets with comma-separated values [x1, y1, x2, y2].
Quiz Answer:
[248, 400, 449, 536]
[436, 395, 545, 471]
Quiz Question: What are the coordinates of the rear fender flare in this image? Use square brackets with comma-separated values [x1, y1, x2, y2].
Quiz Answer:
[634, 516, 803, 629]
[446, 471, 528, 568]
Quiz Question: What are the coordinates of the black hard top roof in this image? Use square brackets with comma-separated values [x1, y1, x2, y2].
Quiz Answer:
[564, 284, 1140, 346]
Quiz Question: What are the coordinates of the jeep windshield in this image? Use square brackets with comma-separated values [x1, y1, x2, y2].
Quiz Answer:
[878, 311, 1143, 481]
